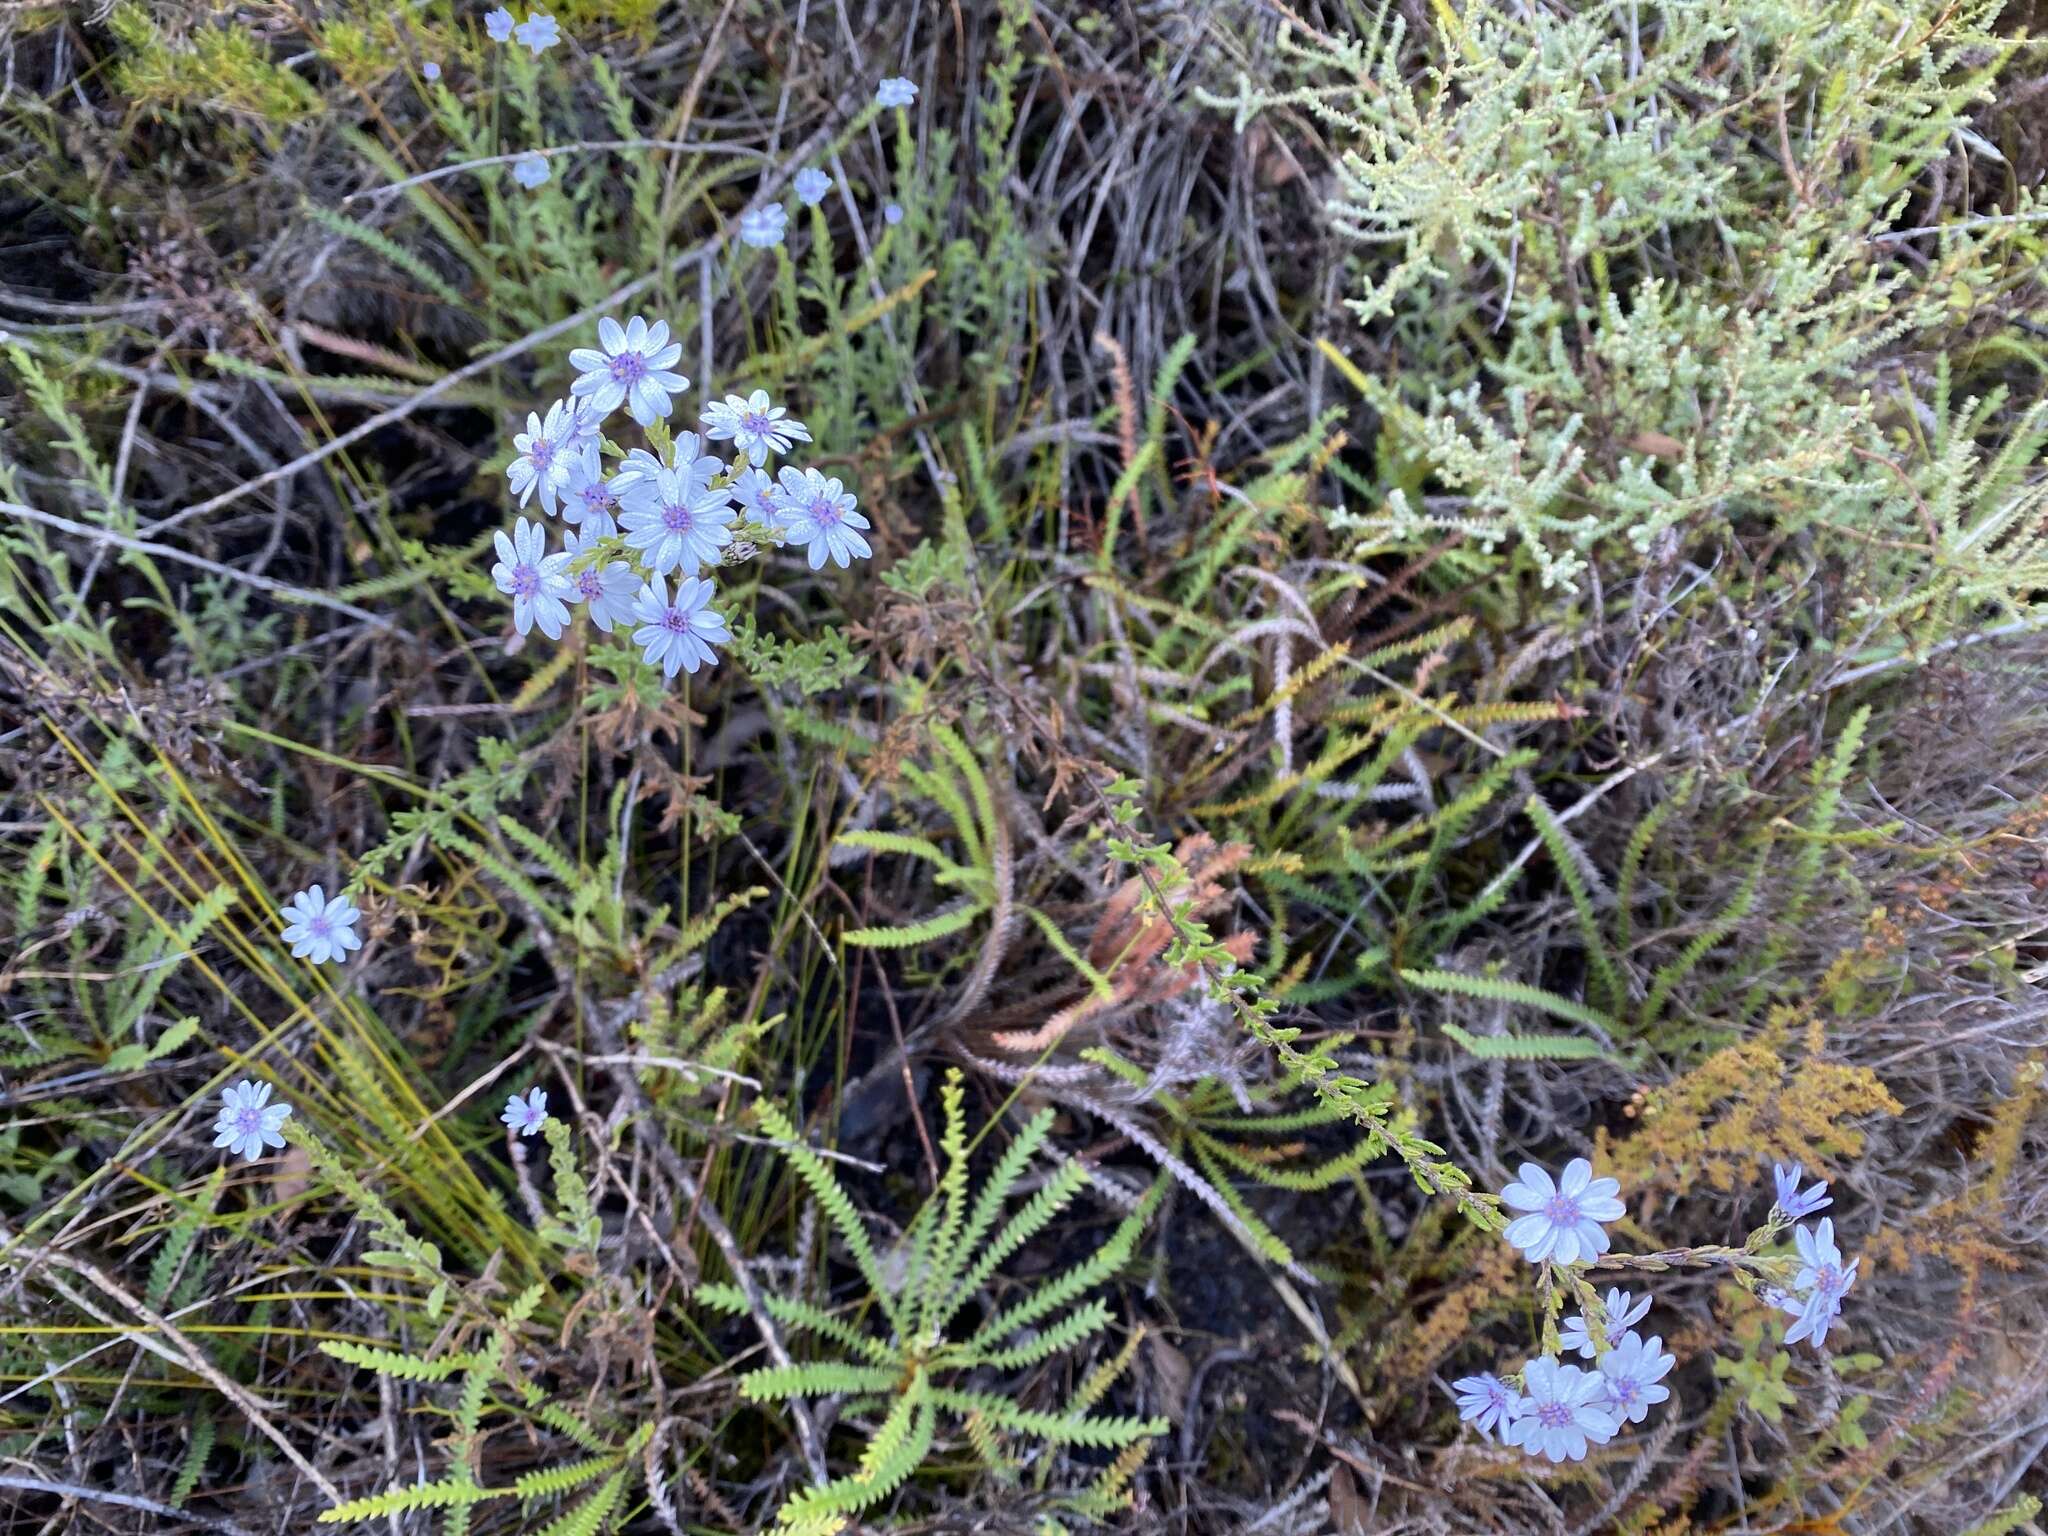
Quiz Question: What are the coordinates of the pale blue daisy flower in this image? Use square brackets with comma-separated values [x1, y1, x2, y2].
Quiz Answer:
[1773, 1162, 1832, 1220]
[1451, 1373, 1519, 1440]
[672, 431, 727, 495]
[279, 884, 363, 965]
[609, 446, 664, 495]
[612, 434, 722, 504]
[491, 517, 574, 638]
[883, 202, 904, 226]
[793, 167, 832, 207]
[423, 60, 442, 81]
[732, 466, 780, 525]
[484, 6, 515, 42]
[213, 1079, 293, 1161]
[1790, 1218, 1851, 1297]
[501, 1086, 548, 1136]
[1501, 1357, 1619, 1463]
[1560, 1287, 1651, 1359]
[1783, 1219, 1858, 1348]
[1499, 1159, 1625, 1266]
[562, 520, 639, 633]
[631, 574, 730, 677]
[512, 152, 551, 189]
[513, 11, 560, 54]
[562, 460, 620, 527]
[570, 509, 616, 541]
[677, 432, 725, 492]
[557, 396, 604, 463]
[739, 202, 788, 249]
[701, 389, 811, 467]
[875, 76, 917, 108]
[619, 468, 736, 576]
[568, 315, 689, 427]
[507, 399, 593, 516]
[769, 466, 871, 569]
[1596, 1331, 1675, 1425]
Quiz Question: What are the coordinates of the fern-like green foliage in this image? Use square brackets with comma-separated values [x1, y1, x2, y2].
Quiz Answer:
[313, 1273, 653, 1534]
[537, 1116, 602, 1255]
[1404, 966, 1620, 1036]
[1097, 780, 1492, 1224]
[169, 1411, 215, 1509]
[1073, 1044, 1376, 1277]
[702, 1073, 1167, 1533]
[146, 1166, 223, 1311]
[317, 1480, 498, 1524]
[1421, 708, 1879, 1059]
[319, 1339, 480, 1382]
[1437, 1022, 1620, 1063]
[288, 1121, 451, 1320]
[1960, 1494, 2045, 1536]
[839, 722, 1004, 950]
[5, 821, 229, 1080]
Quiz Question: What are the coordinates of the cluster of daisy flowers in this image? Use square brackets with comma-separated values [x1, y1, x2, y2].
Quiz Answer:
[211, 1077, 550, 1164]
[1452, 1158, 1860, 1463]
[477, 4, 922, 227]
[723, 78, 921, 249]
[488, 314, 873, 677]
[483, 5, 559, 56]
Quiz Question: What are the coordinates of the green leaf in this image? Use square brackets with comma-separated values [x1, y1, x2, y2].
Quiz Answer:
[534, 1470, 626, 1536]
[319, 1340, 479, 1382]
[317, 1478, 499, 1523]
[1401, 967, 1619, 1034]
[842, 900, 985, 949]
[739, 1361, 903, 1401]
[1440, 1021, 1620, 1063]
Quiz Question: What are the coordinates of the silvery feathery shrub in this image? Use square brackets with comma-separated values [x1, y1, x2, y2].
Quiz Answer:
[1455, 1161, 1861, 1462]
[485, 312, 872, 677]
[1204, 0, 2048, 621]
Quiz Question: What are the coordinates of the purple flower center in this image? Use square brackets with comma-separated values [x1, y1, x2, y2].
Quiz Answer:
[661, 607, 695, 636]
[233, 1105, 263, 1135]
[662, 502, 695, 534]
[576, 569, 604, 600]
[1543, 1192, 1583, 1227]
[1535, 1400, 1573, 1429]
[742, 410, 773, 437]
[808, 497, 841, 528]
[609, 351, 647, 385]
[578, 484, 614, 516]
[510, 563, 542, 598]
[1813, 1263, 1844, 1297]
[529, 437, 555, 472]
[1608, 1376, 1639, 1405]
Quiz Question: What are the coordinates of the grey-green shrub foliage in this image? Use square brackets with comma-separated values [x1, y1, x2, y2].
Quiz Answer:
[1206, 0, 2047, 620]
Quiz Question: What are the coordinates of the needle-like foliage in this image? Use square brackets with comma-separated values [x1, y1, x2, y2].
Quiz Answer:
[703, 1073, 1168, 1533]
